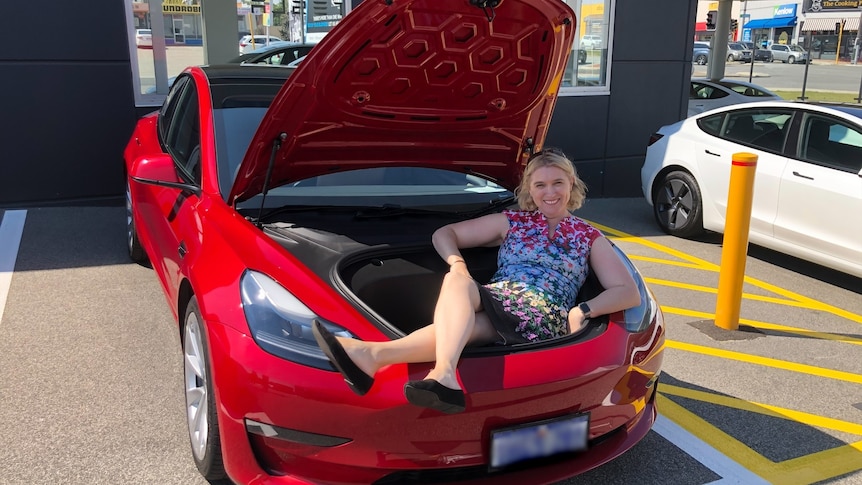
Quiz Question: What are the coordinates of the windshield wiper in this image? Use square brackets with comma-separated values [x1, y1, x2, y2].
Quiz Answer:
[354, 203, 455, 219]
[458, 195, 517, 218]
[252, 203, 453, 223]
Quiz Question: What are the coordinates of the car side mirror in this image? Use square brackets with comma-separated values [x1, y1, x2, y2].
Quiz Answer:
[130, 154, 201, 196]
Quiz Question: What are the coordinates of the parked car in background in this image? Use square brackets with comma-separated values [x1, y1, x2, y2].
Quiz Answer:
[693, 41, 710, 65]
[726, 42, 752, 62]
[230, 41, 316, 65]
[125, 0, 665, 482]
[769, 44, 809, 64]
[739, 41, 773, 62]
[581, 34, 602, 49]
[135, 29, 152, 48]
[642, 101, 862, 278]
[688, 78, 781, 117]
[238, 34, 283, 54]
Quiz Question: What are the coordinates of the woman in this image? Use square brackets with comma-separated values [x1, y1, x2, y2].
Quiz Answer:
[312, 148, 640, 414]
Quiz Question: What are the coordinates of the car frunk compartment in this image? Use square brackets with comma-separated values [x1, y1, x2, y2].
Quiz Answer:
[337, 246, 499, 335]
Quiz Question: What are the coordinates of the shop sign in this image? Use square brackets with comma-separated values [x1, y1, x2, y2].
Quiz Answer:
[163, 0, 201, 15]
[805, 0, 861, 12]
[773, 4, 797, 18]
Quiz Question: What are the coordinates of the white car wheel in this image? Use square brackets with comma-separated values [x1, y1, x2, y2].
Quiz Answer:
[183, 299, 226, 481]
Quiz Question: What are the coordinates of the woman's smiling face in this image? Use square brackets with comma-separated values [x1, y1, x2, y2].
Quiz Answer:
[528, 165, 573, 219]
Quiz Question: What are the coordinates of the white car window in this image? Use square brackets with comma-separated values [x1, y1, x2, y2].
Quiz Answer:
[801, 116, 862, 172]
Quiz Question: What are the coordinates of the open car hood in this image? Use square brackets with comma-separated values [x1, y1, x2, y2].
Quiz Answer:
[229, 0, 576, 204]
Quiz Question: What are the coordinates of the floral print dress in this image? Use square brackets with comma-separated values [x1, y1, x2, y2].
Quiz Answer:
[480, 210, 601, 343]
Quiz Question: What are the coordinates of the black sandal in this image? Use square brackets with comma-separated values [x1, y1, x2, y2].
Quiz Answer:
[404, 379, 466, 414]
[312, 320, 374, 396]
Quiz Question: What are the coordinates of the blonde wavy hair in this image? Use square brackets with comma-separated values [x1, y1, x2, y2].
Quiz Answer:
[515, 148, 587, 211]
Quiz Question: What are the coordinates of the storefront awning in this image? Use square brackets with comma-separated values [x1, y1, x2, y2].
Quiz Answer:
[743, 17, 797, 29]
[801, 17, 860, 32]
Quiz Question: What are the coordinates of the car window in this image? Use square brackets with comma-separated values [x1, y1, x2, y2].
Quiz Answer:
[164, 81, 201, 186]
[720, 109, 792, 152]
[774, 45, 787, 51]
[158, 76, 190, 144]
[799, 115, 862, 172]
[690, 83, 729, 100]
[697, 113, 724, 136]
[725, 84, 772, 97]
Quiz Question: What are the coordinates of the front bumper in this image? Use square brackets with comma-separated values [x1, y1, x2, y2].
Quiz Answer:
[205, 317, 664, 484]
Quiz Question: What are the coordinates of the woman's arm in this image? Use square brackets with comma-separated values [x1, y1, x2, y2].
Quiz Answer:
[569, 236, 640, 324]
[432, 213, 509, 268]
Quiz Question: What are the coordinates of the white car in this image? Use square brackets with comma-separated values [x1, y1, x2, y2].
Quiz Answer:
[581, 34, 602, 49]
[641, 101, 862, 278]
[688, 79, 782, 117]
[238, 34, 283, 54]
[135, 29, 152, 48]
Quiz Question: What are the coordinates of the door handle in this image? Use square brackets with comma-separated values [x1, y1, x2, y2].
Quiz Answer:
[705, 149, 721, 157]
[178, 241, 188, 259]
[792, 171, 814, 180]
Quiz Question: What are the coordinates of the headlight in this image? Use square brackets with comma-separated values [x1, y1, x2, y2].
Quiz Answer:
[611, 244, 661, 333]
[240, 270, 355, 370]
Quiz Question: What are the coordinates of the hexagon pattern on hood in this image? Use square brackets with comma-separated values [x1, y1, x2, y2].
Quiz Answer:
[230, 0, 576, 204]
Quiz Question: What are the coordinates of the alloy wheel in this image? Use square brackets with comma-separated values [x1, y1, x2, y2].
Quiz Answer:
[656, 178, 694, 230]
[184, 313, 209, 461]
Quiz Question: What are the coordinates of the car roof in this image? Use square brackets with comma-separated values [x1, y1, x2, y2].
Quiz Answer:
[200, 64, 295, 82]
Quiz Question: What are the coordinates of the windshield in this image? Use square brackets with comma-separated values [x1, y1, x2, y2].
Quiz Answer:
[212, 106, 511, 211]
[790, 45, 805, 52]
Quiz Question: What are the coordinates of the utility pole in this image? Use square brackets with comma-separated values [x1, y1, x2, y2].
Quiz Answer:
[708, 0, 733, 81]
[853, 7, 862, 65]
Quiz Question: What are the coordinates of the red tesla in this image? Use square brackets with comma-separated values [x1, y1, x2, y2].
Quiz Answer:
[123, 0, 665, 483]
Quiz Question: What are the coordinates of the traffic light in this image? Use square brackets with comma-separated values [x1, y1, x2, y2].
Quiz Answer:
[730, 19, 738, 31]
[706, 11, 716, 30]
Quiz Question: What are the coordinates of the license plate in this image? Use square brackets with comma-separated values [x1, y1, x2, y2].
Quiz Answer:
[489, 413, 589, 470]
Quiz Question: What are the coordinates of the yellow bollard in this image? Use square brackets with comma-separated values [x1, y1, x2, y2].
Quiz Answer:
[715, 152, 758, 331]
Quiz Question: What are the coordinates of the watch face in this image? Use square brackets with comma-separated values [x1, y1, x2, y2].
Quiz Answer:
[579, 302, 591, 316]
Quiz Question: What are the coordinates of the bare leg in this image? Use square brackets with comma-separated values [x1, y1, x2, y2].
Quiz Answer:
[339, 271, 497, 387]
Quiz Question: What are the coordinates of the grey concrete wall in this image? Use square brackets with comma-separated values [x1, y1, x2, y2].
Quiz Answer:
[0, 1, 137, 206]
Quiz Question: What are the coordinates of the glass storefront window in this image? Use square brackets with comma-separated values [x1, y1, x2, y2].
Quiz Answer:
[560, 0, 613, 96]
[126, 0, 610, 106]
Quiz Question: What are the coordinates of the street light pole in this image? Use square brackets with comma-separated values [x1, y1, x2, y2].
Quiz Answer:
[853, 7, 862, 65]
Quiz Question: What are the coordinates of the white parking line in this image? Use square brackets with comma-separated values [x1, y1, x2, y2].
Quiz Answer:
[0, 210, 26, 325]
[652, 415, 770, 484]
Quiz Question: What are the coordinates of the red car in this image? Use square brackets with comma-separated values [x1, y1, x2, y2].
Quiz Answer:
[123, 0, 665, 483]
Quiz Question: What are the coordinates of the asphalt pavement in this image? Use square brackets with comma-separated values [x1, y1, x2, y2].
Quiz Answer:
[0, 201, 860, 484]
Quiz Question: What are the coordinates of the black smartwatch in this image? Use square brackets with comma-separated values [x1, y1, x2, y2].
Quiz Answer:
[577, 302, 592, 319]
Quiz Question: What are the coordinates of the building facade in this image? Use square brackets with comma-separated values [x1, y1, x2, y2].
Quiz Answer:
[0, 0, 697, 206]
[695, 0, 861, 61]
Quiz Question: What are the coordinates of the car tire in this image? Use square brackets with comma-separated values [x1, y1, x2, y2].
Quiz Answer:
[126, 180, 149, 265]
[788, 55, 796, 64]
[183, 298, 227, 482]
[727, 54, 734, 62]
[652, 171, 704, 238]
[695, 54, 707, 65]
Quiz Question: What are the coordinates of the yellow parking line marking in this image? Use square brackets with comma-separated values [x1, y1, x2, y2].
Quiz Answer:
[658, 394, 775, 475]
[667, 340, 862, 384]
[771, 440, 862, 485]
[662, 307, 862, 346]
[591, 218, 862, 482]
[661, 384, 862, 435]
[627, 255, 710, 271]
[594, 223, 862, 325]
[645, 277, 809, 307]
[660, 390, 862, 484]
